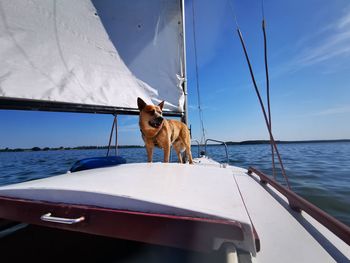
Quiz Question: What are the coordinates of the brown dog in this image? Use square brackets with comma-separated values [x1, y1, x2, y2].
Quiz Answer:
[137, 97, 193, 164]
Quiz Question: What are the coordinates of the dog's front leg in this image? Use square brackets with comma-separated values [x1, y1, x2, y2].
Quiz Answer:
[163, 143, 171, 163]
[145, 144, 154, 163]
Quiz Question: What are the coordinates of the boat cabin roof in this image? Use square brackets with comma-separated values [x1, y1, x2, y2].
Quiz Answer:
[0, 162, 256, 253]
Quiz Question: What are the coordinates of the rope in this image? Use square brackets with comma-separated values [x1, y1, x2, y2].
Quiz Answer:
[191, 0, 206, 144]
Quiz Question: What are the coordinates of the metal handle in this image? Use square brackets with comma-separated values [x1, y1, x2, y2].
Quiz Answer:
[205, 138, 229, 164]
[40, 213, 85, 225]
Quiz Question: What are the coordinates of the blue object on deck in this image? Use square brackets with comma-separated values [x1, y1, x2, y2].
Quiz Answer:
[70, 156, 127, 173]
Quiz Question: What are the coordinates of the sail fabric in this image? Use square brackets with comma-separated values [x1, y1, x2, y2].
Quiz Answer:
[0, 0, 184, 113]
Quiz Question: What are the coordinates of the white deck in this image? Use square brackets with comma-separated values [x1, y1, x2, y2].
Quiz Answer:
[234, 170, 350, 262]
[0, 158, 349, 262]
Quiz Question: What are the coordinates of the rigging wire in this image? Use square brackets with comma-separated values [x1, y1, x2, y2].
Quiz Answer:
[261, 0, 276, 179]
[227, 0, 239, 29]
[227, 0, 290, 188]
[237, 30, 290, 189]
[191, 0, 206, 144]
[106, 115, 118, 157]
[261, 0, 266, 21]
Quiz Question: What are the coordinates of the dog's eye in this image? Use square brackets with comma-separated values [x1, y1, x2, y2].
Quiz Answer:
[149, 110, 155, 115]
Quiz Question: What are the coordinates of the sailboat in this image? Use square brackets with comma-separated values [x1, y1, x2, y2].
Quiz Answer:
[0, 0, 349, 262]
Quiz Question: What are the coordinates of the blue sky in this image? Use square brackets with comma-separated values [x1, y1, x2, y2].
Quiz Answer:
[1, 0, 350, 148]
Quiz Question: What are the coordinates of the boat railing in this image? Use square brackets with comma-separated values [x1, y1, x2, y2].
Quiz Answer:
[205, 139, 229, 164]
[191, 139, 201, 158]
[248, 167, 350, 246]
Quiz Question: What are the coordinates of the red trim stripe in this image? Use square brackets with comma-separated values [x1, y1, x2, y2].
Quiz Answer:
[0, 195, 243, 251]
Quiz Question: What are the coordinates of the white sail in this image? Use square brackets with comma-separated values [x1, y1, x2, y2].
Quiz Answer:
[0, 0, 185, 113]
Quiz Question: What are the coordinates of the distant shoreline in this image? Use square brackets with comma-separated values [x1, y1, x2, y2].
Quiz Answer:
[1, 139, 349, 152]
[224, 139, 350, 145]
[0, 145, 143, 153]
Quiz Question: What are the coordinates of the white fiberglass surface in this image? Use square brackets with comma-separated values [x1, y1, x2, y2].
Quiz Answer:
[234, 171, 350, 262]
[0, 163, 249, 224]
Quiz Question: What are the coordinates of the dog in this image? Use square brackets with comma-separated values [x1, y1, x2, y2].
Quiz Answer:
[137, 97, 193, 164]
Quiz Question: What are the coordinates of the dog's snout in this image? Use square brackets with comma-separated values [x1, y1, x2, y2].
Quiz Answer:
[148, 115, 164, 128]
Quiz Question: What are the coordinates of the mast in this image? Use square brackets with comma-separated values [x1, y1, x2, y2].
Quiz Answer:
[181, 0, 189, 125]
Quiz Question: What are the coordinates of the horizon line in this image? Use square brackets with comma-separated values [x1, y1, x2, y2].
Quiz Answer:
[1, 139, 349, 152]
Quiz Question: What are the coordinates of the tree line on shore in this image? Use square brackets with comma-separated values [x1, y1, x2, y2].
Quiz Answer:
[0, 145, 143, 152]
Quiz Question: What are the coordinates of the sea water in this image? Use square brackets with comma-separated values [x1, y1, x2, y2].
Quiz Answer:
[0, 142, 349, 226]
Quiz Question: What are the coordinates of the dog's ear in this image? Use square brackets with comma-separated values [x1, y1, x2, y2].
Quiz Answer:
[137, 97, 147, 111]
[158, 100, 165, 111]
